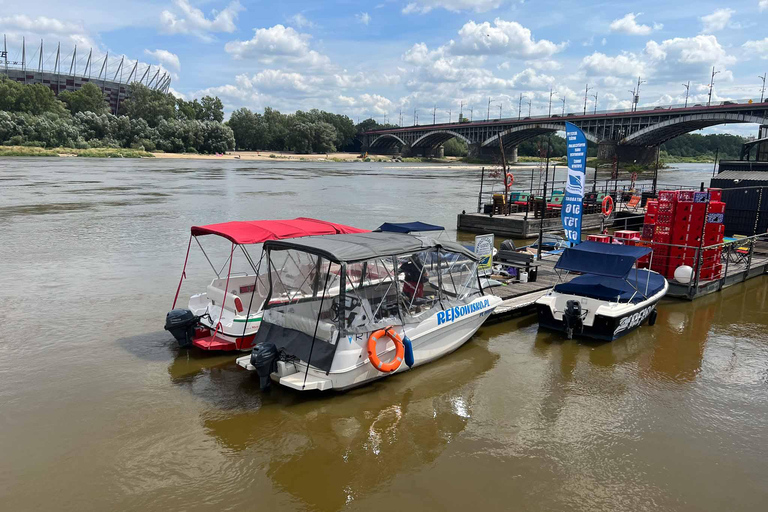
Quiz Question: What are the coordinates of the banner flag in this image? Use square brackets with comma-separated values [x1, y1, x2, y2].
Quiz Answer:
[561, 122, 587, 244]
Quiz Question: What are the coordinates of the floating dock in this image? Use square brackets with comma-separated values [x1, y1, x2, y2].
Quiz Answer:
[458, 211, 612, 239]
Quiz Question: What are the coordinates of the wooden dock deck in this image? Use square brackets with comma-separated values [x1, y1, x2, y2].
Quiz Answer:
[485, 253, 571, 322]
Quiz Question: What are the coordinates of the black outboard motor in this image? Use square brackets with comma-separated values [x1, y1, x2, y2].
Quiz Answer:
[251, 343, 279, 391]
[563, 300, 583, 340]
[500, 239, 516, 252]
[164, 309, 197, 348]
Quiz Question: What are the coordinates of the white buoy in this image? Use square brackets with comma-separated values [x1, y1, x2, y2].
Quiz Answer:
[673, 265, 693, 284]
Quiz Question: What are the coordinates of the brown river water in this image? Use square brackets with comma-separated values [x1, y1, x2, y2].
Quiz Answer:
[1, 158, 767, 511]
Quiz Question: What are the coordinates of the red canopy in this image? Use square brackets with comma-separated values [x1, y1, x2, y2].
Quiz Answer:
[190, 217, 369, 245]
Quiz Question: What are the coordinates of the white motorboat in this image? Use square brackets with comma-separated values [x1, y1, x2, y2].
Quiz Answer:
[536, 241, 668, 341]
[236, 231, 501, 391]
[164, 218, 367, 351]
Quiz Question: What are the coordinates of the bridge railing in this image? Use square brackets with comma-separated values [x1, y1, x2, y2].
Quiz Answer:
[367, 98, 766, 132]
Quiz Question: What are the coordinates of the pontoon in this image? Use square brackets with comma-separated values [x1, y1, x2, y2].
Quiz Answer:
[535, 241, 668, 341]
[235, 231, 501, 391]
[164, 218, 367, 351]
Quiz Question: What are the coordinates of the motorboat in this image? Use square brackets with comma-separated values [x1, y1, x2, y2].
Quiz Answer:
[535, 241, 668, 341]
[235, 231, 502, 391]
[164, 218, 368, 351]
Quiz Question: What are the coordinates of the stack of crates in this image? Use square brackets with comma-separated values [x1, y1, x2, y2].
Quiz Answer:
[644, 189, 726, 279]
[640, 200, 659, 270]
[587, 234, 611, 243]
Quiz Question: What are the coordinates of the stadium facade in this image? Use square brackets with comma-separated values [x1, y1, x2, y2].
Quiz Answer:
[1, 37, 172, 114]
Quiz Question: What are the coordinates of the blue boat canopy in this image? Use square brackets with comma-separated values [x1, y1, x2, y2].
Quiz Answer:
[554, 270, 665, 303]
[377, 221, 445, 233]
[554, 240, 652, 278]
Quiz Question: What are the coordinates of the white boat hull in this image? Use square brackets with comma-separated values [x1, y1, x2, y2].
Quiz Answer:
[236, 295, 501, 391]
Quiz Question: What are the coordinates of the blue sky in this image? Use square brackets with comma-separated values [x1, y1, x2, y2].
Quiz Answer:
[1, 0, 767, 135]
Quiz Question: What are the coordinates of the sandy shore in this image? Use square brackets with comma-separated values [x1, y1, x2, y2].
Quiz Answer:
[151, 151, 403, 162]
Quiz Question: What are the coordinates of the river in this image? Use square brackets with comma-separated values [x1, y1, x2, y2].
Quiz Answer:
[1, 158, 766, 511]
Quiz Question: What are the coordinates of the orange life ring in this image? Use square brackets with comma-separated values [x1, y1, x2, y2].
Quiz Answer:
[602, 195, 614, 216]
[505, 173, 514, 187]
[367, 327, 405, 373]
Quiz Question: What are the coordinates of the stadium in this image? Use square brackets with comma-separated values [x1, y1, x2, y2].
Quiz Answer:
[1, 36, 171, 114]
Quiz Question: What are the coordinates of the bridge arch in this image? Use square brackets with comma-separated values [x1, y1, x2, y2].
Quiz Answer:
[481, 123, 599, 148]
[622, 112, 768, 146]
[369, 133, 407, 149]
[411, 130, 472, 149]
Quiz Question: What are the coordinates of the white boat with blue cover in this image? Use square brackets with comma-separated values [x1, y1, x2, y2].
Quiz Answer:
[235, 231, 501, 391]
[536, 241, 668, 341]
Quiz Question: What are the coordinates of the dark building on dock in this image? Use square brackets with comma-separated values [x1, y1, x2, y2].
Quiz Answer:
[711, 126, 768, 235]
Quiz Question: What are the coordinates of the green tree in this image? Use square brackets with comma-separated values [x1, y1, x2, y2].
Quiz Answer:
[59, 83, 108, 115]
[443, 137, 468, 157]
[0, 78, 66, 115]
[120, 83, 176, 127]
[199, 96, 224, 122]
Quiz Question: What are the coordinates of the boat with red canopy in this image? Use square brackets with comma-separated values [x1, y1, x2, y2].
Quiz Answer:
[165, 218, 368, 351]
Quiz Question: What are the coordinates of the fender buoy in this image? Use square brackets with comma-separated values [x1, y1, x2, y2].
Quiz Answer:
[505, 173, 514, 187]
[602, 195, 614, 216]
[367, 327, 405, 373]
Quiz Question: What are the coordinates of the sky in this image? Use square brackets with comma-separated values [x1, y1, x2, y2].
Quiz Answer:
[1, 0, 767, 136]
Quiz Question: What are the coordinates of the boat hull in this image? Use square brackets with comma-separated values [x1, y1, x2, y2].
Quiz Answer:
[536, 296, 662, 342]
[236, 295, 501, 391]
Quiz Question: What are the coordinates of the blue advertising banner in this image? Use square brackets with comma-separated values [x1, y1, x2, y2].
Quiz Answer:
[561, 122, 587, 244]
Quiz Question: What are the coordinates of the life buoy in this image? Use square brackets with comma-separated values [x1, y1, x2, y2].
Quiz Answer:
[367, 327, 405, 373]
[505, 173, 514, 187]
[602, 195, 614, 216]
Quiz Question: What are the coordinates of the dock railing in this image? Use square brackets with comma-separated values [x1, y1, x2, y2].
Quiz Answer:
[642, 233, 768, 298]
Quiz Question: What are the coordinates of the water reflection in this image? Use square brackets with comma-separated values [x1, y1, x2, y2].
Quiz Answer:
[200, 340, 498, 510]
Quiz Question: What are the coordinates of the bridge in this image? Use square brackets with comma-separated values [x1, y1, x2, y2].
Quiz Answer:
[361, 101, 768, 165]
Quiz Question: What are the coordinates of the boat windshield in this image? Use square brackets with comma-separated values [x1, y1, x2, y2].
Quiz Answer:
[253, 245, 484, 372]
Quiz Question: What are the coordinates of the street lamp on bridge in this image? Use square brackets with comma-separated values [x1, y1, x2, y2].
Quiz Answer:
[682, 81, 690, 108]
[760, 73, 766, 103]
[560, 96, 566, 116]
[707, 67, 720, 107]
[592, 91, 598, 114]
[583, 84, 592, 115]
[548, 88, 554, 117]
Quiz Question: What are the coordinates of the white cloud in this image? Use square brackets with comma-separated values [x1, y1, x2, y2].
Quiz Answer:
[224, 24, 330, 67]
[144, 48, 180, 71]
[760, 0, 768, 12]
[402, 0, 504, 14]
[609, 13, 659, 35]
[700, 8, 735, 33]
[357, 12, 371, 25]
[0, 14, 98, 48]
[525, 59, 562, 71]
[581, 51, 646, 78]
[601, 37, 607, 46]
[289, 13, 314, 29]
[645, 35, 735, 66]
[510, 68, 555, 89]
[743, 38, 768, 59]
[160, 0, 243, 40]
[450, 18, 567, 59]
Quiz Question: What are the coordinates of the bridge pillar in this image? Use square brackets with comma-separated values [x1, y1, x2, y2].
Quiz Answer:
[598, 140, 659, 166]
[508, 146, 518, 164]
[409, 146, 444, 158]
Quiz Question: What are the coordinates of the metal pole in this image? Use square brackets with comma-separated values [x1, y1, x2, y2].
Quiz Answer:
[69, 45, 76, 75]
[518, 93, 522, 120]
[487, 97, 491, 121]
[759, 74, 766, 103]
[55, 43, 60, 95]
[21, 37, 26, 84]
[683, 81, 690, 108]
[537, 136, 552, 260]
[583, 84, 590, 115]
[528, 99, 532, 118]
[548, 88, 553, 117]
[3, 35, 7, 76]
[433, 104, 436, 125]
[708, 67, 719, 106]
[592, 91, 598, 114]
[478, 167, 485, 213]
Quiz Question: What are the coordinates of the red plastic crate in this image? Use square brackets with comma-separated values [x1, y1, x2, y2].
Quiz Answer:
[658, 201, 676, 213]
[615, 230, 641, 240]
[658, 190, 678, 202]
[646, 201, 658, 214]
[678, 190, 695, 202]
[705, 223, 725, 235]
[708, 188, 722, 202]
[587, 234, 611, 243]
[708, 201, 726, 214]
[656, 213, 674, 226]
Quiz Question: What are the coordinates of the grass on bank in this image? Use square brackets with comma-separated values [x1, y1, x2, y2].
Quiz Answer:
[0, 145, 154, 158]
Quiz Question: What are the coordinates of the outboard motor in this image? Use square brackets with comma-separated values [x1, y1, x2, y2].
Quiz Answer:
[500, 239, 516, 252]
[563, 300, 583, 340]
[251, 343, 279, 391]
[164, 309, 198, 348]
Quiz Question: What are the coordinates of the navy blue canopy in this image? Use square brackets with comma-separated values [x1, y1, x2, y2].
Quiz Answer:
[553, 270, 665, 303]
[555, 241, 652, 278]
[377, 221, 445, 233]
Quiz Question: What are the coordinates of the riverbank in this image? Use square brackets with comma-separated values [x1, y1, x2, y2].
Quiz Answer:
[0, 145, 154, 158]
